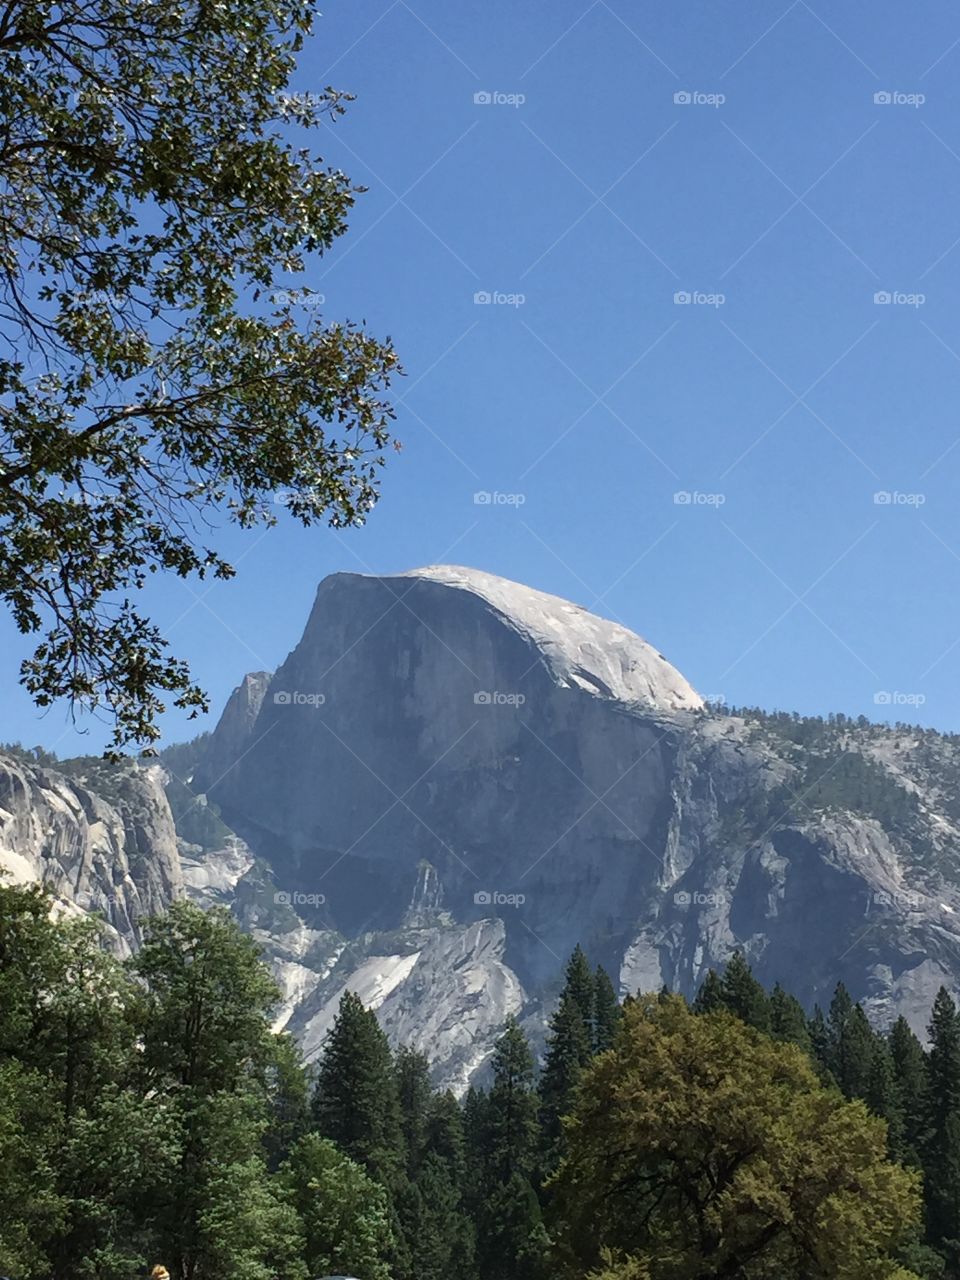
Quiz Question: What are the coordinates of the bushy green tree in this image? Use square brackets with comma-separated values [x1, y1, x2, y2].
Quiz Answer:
[551, 994, 922, 1280]
[132, 902, 288, 1280]
[279, 1133, 393, 1280]
[0, 0, 399, 750]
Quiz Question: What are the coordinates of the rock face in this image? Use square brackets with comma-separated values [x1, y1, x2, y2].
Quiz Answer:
[200, 567, 702, 989]
[0, 753, 182, 954]
[188, 565, 960, 1078]
[8, 564, 960, 1090]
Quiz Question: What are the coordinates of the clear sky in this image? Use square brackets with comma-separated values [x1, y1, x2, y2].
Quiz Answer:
[6, 0, 960, 754]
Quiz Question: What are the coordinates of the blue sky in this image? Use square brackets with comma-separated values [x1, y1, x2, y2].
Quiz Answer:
[7, 0, 960, 753]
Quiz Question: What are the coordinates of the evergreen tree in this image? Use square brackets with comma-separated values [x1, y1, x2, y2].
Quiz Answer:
[539, 991, 592, 1175]
[564, 945, 596, 1031]
[425, 1090, 468, 1180]
[593, 965, 622, 1052]
[462, 1085, 491, 1222]
[890, 1016, 928, 1166]
[924, 987, 960, 1270]
[692, 968, 724, 1015]
[476, 1018, 547, 1280]
[866, 1033, 906, 1160]
[718, 951, 771, 1032]
[311, 990, 405, 1185]
[808, 1004, 836, 1085]
[769, 982, 812, 1053]
[826, 984, 875, 1100]
[395, 1045, 433, 1178]
[263, 1033, 311, 1171]
[421, 1091, 476, 1280]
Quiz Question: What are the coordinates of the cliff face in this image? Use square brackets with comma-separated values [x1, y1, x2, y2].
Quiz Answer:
[192, 566, 960, 1071]
[7, 564, 960, 1089]
[0, 753, 182, 954]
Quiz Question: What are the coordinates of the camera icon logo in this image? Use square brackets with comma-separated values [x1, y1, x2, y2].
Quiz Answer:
[474, 690, 492, 704]
[674, 290, 691, 304]
[273, 690, 291, 705]
[674, 91, 692, 104]
[274, 890, 291, 905]
[474, 290, 492, 304]
[874, 91, 892, 105]
[674, 890, 691, 906]
[874, 290, 891, 304]
[474, 890, 492, 904]
[474, 91, 492, 105]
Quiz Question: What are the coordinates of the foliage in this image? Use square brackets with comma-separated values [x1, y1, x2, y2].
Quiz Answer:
[0, 0, 398, 750]
[551, 994, 922, 1280]
[0, 901, 947, 1280]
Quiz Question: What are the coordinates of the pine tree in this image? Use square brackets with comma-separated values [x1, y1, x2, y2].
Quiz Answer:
[263, 1033, 311, 1171]
[462, 1085, 491, 1223]
[425, 1091, 468, 1181]
[889, 1015, 928, 1165]
[826, 985, 874, 1100]
[593, 964, 622, 1052]
[692, 969, 724, 1015]
[924, 987, 960, 1269]
[564, 945, 596, 1030]
[865, 1033, 906, 1160]
[539, 991, 592, 1175]
[395, 1045, 432, 1178]
[311, 991, 405, 1186]
[769, 982, 812, 1053]
[476, 1018, 547, 1280]
[807, 1005, 835, 1085]
[718, 952, 770, 1032]
[422, 1090, 475, 1278]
